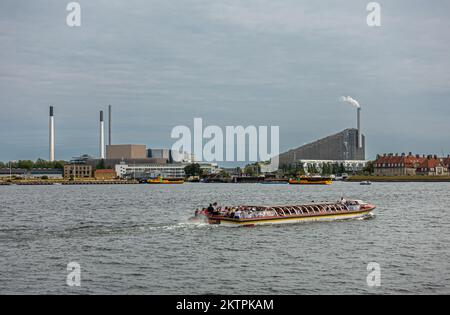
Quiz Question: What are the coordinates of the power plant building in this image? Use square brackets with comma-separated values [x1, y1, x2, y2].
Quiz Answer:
[106, 144, 147, 160]
[278, 128, 366, 168]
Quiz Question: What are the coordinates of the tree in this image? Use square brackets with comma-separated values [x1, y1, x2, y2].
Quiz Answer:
[339, 163, 346, 174]
[184, 163, 201, 177]
[96, 159, 106, 170]
[52, 161, 65, 170]
[244, 165, 256, 176]
[363, 161, 375, 175]
[219, 169, 230, 179]
[322, 163, 331, 175]
[18, 160, 34, 170]
[296, 163, 305, 177]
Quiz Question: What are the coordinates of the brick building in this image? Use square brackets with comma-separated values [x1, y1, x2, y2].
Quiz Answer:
[94, 169, 117, 180]
[64, 164, 93, 179]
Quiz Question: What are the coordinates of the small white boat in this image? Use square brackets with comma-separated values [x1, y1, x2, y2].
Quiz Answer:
[360, 181, 372, 186]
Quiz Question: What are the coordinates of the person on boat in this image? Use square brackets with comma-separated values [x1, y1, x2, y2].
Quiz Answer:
[209, 202, 221, 215]
[207, 204, 215, 214]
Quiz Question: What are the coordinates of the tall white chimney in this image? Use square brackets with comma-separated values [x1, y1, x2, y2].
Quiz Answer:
[100, 110, 105, 159]
[357, 107, 362, 149]
[49, 106, 55, 162]
[108, 105, 112, 146]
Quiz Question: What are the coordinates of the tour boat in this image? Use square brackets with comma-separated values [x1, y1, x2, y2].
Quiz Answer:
[147, 177, 184, 184]
[190, 200, 375, 227]
[289, 176, 333, 185]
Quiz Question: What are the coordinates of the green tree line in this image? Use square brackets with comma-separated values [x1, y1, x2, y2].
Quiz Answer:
[0, 159, 65, 170]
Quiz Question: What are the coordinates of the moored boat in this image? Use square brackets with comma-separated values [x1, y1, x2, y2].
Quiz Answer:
[147, 177, 184, 184]
[289, 175, 332, 185]
[190, 199, 375, 227]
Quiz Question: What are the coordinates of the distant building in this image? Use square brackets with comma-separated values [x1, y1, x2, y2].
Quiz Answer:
[374, 153, 449, 176]
[70, 154, 94, 164]
[295, 159, 368, 173]
[94, 169, 117, 180]
[443, 157, 450, 171]
[115, 163, 186, 179]
[278, 128, 365, 168]
[115, 162, 218, 179]
[106, 144, 147, 159]
[148, 148, 195, 163]
[64, 164, 93, 178]
[86, 158, 168, 170]
[416, 158, 449, 176]
[148, 148, 171, 160]
[374, 153, 424, 176]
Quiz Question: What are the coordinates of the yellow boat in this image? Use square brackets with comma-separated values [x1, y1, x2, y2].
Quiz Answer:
[289, 176, 332, 185]
[147, 177, 184, 184]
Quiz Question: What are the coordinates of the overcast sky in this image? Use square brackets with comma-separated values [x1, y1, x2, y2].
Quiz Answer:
[1, 0, 449, 162]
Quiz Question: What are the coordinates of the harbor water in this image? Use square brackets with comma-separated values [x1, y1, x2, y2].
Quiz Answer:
[0, 182, 449, 294]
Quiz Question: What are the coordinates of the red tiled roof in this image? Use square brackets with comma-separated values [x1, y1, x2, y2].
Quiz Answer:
[418, 159, 444, 170]
[374, 155, 425, 168]
[95, 169, 115, 173]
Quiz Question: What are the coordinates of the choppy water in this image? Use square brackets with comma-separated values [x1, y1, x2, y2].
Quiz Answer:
[0, 182, 449, 294]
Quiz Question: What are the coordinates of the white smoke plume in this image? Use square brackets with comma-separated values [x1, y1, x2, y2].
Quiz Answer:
[340, 96, 361, 108]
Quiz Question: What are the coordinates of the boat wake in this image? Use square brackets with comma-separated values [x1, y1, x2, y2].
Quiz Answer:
[0, 221, 213, 242]
[357, 212, 375, 220]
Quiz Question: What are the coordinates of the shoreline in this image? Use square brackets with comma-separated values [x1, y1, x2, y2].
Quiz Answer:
[0, 179, 139, 186]
[347, 175, 450, 182]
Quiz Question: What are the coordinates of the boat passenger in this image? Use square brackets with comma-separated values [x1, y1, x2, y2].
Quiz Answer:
[207, 204, 215, 214]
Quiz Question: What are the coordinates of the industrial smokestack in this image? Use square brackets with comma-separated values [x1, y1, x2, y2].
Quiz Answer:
[100, 110, 105, 159]
[340, 96, 362, 149]
[108, 105, 112, 146]
[357, 107, 362, 149]
[49, 106, 55, 162]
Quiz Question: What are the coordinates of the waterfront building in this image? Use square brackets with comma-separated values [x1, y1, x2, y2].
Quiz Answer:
[278, 129, 365, 168]
[374, 153, 424, 176]
[115, 163, 186, 179]
[443, 156, 450, 170]
[94, 169, 117, 180]
[373, 153, 450, 176]
[63, 164, 93, 179]
[416, 158, 449, 176]
[115, 162, 219, 179]
[293, 159, 368, 173]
